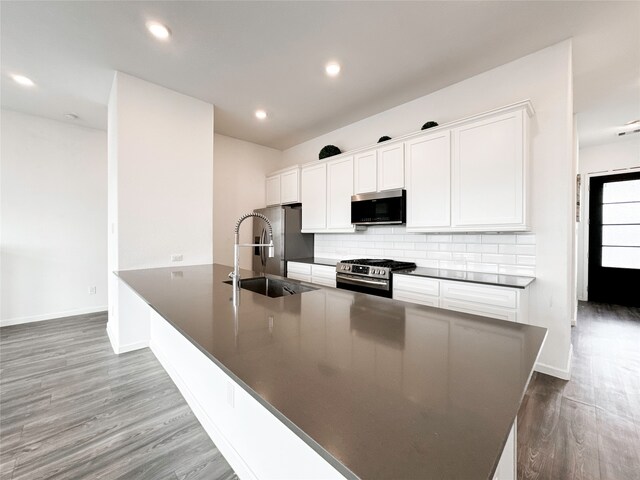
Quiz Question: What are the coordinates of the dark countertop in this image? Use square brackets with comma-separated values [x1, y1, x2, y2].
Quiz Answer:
[288, 257, 338, 266]
[398, 267, 536, 289]
[117, 264, 546, 480]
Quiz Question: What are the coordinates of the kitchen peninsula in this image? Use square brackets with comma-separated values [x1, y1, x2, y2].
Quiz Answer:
[116, 264, 546, 480]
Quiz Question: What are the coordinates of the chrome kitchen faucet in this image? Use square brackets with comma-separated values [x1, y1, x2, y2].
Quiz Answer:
[230, 212, 274, 301]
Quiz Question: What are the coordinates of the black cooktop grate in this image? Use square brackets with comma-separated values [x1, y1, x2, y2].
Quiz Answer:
[340, 259, 417, 270]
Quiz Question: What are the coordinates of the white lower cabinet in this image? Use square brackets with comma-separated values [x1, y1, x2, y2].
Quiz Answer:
[393, 274, 529, 324]
[287, 262, 312, 283]
[288, 262, 336, 288]
[311, 264, 337, 288]
[393, 275, 439, 307]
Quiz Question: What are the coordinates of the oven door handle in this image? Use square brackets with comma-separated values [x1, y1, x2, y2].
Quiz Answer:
[336, 275, 389, 289]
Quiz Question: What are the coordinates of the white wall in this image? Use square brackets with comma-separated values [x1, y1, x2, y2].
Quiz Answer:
[1, 110, 107, 325]
[107, 72, 214, 351]
[213, 134, 282, 269]
[577, 136, 640, 300]
[280, 41, 575, 378]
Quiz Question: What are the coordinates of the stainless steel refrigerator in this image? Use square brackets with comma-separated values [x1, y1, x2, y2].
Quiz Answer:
[252, 205, 314, 276]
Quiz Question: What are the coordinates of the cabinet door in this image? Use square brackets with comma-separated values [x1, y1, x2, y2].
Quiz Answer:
[327, 156, 354, 230]
[354, 150, 378, 194]
[378, 143, 404, 191]
[265, 175, 281, 206]
[301, 163, 327, 231]
[452, 110, 525, 228]
[280, 168, 299, 204]
[405, 132, 451, 230]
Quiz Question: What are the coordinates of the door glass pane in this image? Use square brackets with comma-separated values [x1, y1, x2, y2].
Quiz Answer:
[603, 203, 640, 224]
[602, 247, 640, 269]
[603, 179, 640, 203]
[602, 225, 640, 246]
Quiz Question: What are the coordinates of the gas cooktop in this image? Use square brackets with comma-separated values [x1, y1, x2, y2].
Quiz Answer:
[338, 259, 417, 270]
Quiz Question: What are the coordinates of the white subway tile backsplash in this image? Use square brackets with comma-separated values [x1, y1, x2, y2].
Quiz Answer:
[517, 255, 536, 266]
[467, 262, 499, 273]
[453, 252, 482, 262]
[482, 253, 517, 264]
[517, 234, 536, 245]
[416, 259, 440, 268]
[499, 265, 536, 277]
[499, 244, 536, 255]
[462, 234, 482, 244]
[466, 244, 499, 254]
[407, 234, 427, 242]
[482, 234, 516, 244]
[427, 234, 451, 243]
[439, 260, 467, 270]
[314, 230, 536, 276]
[427, 251, 453, 261]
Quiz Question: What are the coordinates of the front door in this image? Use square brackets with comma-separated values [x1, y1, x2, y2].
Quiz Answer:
[588, 171, 640, 307]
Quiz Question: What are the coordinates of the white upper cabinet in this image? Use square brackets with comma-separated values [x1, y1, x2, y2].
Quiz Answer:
[265, 166, 300, 206]
[327, 156, 355, 230]
[452, 108, 529, 230]
[265, 175, 281, 206]
[354, 150, 378, 194]
[405, 131, 451, 230]
[280, 168, 300, 204]
[301, 163, 327, 231]
[378, 143, 405, 191]
[354, 144, 405, 194]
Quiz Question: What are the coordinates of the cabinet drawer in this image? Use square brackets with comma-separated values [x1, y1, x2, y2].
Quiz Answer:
[393, 290, 439, 308]
[441, 281, 517, 308]
[311, 264, 336, 279]
[394, 275, 440, 296]
[287, 262, 312, 275]
[440, 299, 517, 322]
[312, 276, 336, 288]
[287, 272, 311, 283]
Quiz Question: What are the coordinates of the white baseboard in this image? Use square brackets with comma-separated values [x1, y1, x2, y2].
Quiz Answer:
[0, 306, 108, 327]
[149, 339, 258, 480]
[535, 343, 573, 380]
[106, 321, 149, 354]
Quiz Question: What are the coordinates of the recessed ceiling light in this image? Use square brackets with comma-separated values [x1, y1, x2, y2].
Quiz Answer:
[325, 62, 341, 77]
[11, 74, 35, 87]
[255, 110, 267, 120]
[64, 113, 79, 120]
[146, 21, 171, 40]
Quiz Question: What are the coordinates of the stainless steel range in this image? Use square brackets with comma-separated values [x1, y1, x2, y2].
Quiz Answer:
[335, 259, 417, 298]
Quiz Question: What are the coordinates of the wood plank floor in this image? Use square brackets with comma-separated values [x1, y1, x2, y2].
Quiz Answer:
[0, 312, 237, 480]
[1, 302, 638, 480]
[518, 301, 640, 480]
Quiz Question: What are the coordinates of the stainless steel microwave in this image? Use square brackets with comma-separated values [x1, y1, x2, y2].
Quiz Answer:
[351, 189, 406, 225]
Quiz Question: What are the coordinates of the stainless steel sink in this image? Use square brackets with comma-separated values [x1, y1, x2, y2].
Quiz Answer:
[224, 276, 318, 298]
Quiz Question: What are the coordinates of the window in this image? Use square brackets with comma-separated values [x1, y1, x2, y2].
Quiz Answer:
[601, 179, 640, 269]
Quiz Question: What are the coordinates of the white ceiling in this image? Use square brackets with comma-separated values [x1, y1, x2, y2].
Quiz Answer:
[1, 1, 638, 150]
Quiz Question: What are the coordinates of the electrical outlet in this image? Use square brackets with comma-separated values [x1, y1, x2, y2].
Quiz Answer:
[88, 286, 97, 295]
[171, 254, 183, 262]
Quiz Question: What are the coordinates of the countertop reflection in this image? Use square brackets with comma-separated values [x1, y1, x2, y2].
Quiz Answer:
[117, 264, 546, 480]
